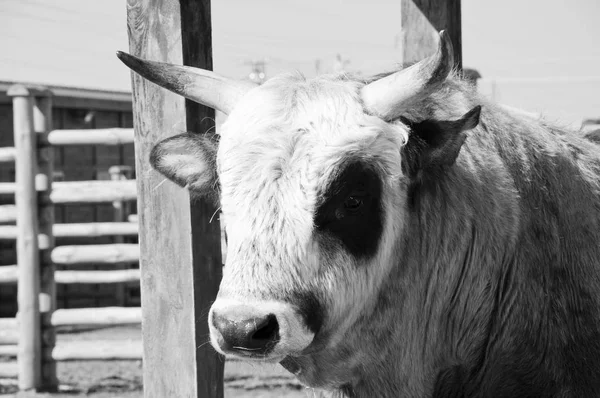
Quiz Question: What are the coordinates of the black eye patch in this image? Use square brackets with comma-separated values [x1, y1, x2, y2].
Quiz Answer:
[314, 162, 383, 259]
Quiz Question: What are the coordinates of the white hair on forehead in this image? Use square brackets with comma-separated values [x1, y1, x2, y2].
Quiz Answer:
[215, 71, 411, 298]
[218, 71, 409, 170]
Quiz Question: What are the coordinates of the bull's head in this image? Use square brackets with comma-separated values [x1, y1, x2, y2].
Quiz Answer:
[118, 31, 480, 389]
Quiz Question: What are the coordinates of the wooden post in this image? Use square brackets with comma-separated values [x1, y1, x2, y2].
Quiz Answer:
[8, 85, 41, 391]
[401, 0, 462, 69]
[109, 165, 134, 307]
[33, 91, 58, 391]
[126, 1, 224, 397]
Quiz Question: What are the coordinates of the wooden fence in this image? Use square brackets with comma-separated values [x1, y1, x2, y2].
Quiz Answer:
[0, 86, 141, 390]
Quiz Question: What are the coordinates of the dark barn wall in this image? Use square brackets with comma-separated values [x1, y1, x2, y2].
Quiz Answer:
[0, 98, 138, 317]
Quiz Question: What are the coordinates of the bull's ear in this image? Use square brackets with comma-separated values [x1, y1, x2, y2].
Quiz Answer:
[402, 106, 481, 176]
[149, 133, 219, 202]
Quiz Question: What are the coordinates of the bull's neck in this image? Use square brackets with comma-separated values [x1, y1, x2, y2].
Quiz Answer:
[342, 123, 524, 397]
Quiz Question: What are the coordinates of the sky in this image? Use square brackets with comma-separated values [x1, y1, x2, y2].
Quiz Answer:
[0, 0, 599, 126]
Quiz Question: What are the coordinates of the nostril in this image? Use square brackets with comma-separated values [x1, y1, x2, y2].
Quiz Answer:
[212, 310, 280, 355]
[251, 314, 279, 342]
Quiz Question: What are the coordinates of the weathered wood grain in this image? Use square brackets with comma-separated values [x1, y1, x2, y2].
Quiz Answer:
[0, 222, 138, 240]
[50, 180, 137, 204]
[51, 244, 139, 265]
[46, 128, 134, 146]
[0, 340, 143, 361]
[33, 93, 58, 390]
[51, 307, 141, 327]
[401, 0, 462, 69]
[126, 0, 223, 397]
[180, 1, 225, 397]
[0, 266, 140, 285]
[8, 85, 42, 391]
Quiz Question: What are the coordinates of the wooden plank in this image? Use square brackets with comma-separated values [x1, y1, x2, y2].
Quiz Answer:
[0, 222, 139, 240]
[0, 317, 17, 330]
[182, 1, 225, 395]
[0, 205, 16, 224]
[51, 307, 141, 327]
[51, 244, 139, 265]
[51, 180, 137, 204]
[0, 345, 17, 356]
[126, 1, 223, 397]
[0, 180, 138, 202]
[0, 182, 16, 195]
[0, 326, 18, 345]
[0, 362, 17, 378]
[46, 128, 134, 146]
[55, 269, 140, 284]
[8, 85, 42, 390]
[53, 340, 142, 361]
[0, 265, 17, 283]
[0, 266, 140, 285]
[0, 147, 15, 163]
[0, 340, 142, 361]
[54, 221, 138, 237]
[401, 0, 462, 69]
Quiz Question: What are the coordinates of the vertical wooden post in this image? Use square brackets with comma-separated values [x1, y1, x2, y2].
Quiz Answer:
[8, 85, 41, 391]
[126, 1, 224, 397]
[401, 0, 462, 69]
[33, 91, 58, 391]
[109, 165, 133, 306]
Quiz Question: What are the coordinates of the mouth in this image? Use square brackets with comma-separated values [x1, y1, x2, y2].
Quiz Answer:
[280, 355, 302, 375]
[221, 348, 286, 363]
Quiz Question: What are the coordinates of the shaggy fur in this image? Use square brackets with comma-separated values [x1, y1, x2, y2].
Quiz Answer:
[151, 68, 600, 397]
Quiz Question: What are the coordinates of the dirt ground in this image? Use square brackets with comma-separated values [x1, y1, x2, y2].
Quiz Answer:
[0, 325, 318, 397]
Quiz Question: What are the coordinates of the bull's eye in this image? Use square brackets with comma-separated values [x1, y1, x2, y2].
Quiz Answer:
[344, 196, 363, 212]
[314, 162, 383, 258]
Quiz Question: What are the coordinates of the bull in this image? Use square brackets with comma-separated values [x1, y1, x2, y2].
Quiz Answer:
[117, 31, 600, 397]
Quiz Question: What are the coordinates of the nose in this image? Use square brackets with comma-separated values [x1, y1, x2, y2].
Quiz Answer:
[212, 307, 280, 355]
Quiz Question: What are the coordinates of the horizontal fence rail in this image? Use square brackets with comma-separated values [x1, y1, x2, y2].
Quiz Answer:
[0, 266, 140, 285]
[0, 147, 16, 163]
[0, 222, 138, 240]
[51, 244, 140, 265]
[45, 128, 135, 146]
[0, 339, 142, 361]
[0, 183, 16, 196]
[51, 307, 142, 327]
[0, 205, 16, 224]
[52, 180, 137, 203]
[0, 308, 142, 347]
[0, 180, 138, 203]
[0, 362, 17, 378]
[0, 318, 17, 345]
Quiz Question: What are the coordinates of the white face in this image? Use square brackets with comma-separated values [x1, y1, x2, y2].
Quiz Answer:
[206, 74, 409, 366]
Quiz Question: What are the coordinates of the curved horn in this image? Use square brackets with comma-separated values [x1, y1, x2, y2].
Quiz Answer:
[116, 51, 256, 114]
[361, 30, 455, 120]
